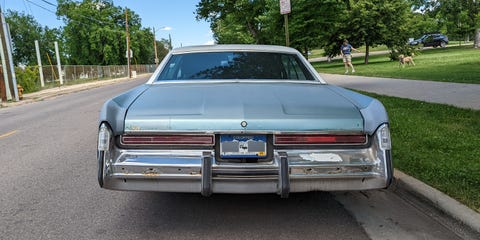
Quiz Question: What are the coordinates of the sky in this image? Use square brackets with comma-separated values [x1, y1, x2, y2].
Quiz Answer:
[0, 0, 215, 48]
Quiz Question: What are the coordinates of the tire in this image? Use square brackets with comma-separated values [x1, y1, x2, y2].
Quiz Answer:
[97, 151, 105, 187]
[441, 41, 446, 48]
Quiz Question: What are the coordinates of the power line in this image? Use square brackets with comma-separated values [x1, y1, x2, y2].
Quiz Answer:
[22, 0, 124, 34]
[25, 0, 56, 15]
[39, 0, 55, 7]
[25, 0, 118, 28]
[21, 0, 34, 16]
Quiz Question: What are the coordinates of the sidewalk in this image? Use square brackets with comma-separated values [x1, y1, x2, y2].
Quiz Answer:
[321, 73, 480, 110]
[0, 74, 150, 108]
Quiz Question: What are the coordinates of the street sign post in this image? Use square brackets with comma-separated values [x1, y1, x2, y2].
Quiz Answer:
[280, 0, 291, 14]
[280, 0, 291, 47]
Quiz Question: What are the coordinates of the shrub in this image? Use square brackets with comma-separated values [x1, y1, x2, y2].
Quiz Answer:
[15, 66, 40, 93]
[388, 45, 417, 61]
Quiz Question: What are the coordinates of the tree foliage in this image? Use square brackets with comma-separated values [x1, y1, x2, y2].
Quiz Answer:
[286, 0, 347, 58]
[57, 0, 126, 65]
[345, 0, 410, 63]
[196, 0, 348, 57]
[412, 0, 480, 47]
[5, 10, 63, 66]
[196, 0, 272, 44]
[197, 0, 410, 63]
[57, 0, 162, 65]
[6, 0, 479, 68]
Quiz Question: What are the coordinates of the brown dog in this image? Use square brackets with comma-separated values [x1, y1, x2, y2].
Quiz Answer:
[399, 54, 415, 67]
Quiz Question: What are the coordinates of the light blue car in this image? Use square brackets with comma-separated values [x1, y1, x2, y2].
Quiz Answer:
[97, 44, 392, 197]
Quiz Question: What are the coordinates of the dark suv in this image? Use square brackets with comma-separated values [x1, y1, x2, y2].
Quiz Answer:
[409, 33, 449, 48]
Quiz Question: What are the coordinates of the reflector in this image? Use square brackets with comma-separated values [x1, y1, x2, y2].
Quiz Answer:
[98, 124, 111, 151]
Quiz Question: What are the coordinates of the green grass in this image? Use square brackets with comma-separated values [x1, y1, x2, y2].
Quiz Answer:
[363, 92, 480, 212]
[312, 46, 480, 84]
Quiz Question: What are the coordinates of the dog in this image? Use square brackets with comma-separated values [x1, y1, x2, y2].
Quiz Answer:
[398, 53, 415, 67]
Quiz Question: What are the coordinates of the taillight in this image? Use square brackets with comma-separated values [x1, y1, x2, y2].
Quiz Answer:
[121, 135, 214, 145]
[274, 134, 366, 145]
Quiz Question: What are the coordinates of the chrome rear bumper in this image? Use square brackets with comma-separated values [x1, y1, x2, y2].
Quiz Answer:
[101, 146, 392, 197]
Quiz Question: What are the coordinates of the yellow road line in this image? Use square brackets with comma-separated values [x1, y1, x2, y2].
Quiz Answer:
[0, 130, 17, 139]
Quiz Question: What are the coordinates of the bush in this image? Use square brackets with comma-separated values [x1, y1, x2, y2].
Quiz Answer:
[388, 45, 417, 61]
[15, 66, 40, 93]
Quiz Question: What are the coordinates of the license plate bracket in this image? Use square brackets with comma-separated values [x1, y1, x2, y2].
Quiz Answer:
[220, 135, 267, 159]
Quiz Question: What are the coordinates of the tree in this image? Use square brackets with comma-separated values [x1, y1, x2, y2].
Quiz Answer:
[57, 0, 125, 65]
[212, 15, 256, 44]
[287, 0, 347, 58]
[5, 10, 41, 65]
[5, 10, 64, 66]
[57, 0, 155, 65]
[412, 0, 480, 47]
[156, 38, 170, 61]
[196, 0, 271, 44]
[42, 27, 65, 64]
[344, 0, 410, 64]
[196, 0, 348, 57]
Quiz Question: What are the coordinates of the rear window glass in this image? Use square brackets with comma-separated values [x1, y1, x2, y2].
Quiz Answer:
[156, 51, 315, 81]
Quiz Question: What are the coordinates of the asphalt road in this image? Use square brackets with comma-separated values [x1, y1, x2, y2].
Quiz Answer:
[1, 76, 478, 240]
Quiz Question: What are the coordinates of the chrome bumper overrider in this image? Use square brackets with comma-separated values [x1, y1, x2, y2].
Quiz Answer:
[100, 140, 392, 197]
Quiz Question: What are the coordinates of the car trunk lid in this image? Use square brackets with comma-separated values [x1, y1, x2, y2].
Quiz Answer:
[124, 82, 364, 133]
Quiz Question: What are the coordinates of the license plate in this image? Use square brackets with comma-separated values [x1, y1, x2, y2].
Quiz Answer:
[220, 135, 267, 158]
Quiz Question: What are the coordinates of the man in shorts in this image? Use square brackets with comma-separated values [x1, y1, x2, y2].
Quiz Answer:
[340, 39, 360, 74]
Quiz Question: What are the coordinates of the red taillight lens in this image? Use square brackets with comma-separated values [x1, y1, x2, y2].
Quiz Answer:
[121, 135, 214, 145]
[274, 134, 366, 145]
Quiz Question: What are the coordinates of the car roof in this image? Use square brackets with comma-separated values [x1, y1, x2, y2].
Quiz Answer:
[171, 44, 300, 55]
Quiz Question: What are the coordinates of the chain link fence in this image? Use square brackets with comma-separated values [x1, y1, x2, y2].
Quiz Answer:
[40, 64, 157, 84]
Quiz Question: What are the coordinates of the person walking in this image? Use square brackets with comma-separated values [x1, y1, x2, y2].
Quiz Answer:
[340, 39, 360, 74]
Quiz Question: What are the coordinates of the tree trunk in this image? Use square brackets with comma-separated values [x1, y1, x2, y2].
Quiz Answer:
[473, 28, 479, 48]
[246, 22, 259, 44]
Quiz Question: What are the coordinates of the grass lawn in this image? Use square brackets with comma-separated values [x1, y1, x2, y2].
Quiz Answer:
[363, 92, 480, 212]
[312, 46, 480, 84]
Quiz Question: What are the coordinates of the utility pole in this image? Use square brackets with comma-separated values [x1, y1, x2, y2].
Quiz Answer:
[4, 21, 18, 101]
[0, 11, 11, 101]
[153, 27, 159, 65]
[35, 40, 45, 87]
[54, 41, 63, 85]
[125, 8, 132, 78]
[0, 67, 5, 102]
[0, 7, 18, 101]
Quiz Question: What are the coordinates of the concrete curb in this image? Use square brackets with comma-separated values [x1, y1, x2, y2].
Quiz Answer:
[394, 169, 480, 233]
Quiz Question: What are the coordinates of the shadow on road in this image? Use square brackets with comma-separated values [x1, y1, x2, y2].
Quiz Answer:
[111, 192, 369, 240]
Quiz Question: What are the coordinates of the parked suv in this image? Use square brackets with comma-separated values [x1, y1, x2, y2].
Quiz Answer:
[409, 33, 449, 48]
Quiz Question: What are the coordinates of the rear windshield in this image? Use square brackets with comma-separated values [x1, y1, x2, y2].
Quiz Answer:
[155, 51, 315, 81]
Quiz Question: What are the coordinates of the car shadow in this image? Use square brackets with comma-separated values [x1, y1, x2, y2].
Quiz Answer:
[113, 191, 369, 239]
